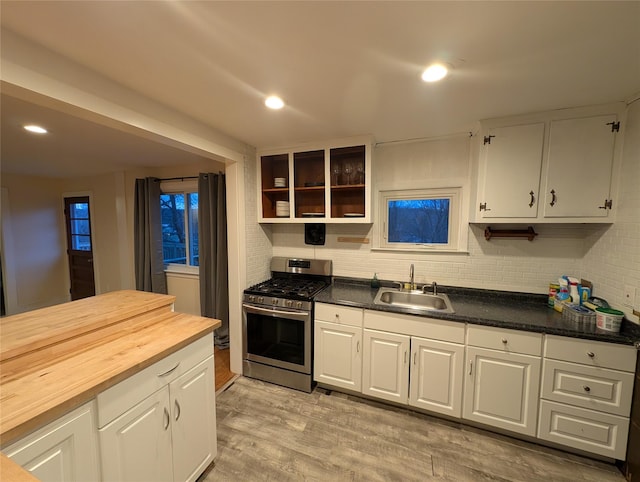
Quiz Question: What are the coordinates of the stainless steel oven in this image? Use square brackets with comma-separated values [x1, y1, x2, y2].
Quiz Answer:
[242, 257, 332, 392]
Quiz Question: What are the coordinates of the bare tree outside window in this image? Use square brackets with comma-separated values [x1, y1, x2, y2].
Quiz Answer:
[388, 198, 450, 244]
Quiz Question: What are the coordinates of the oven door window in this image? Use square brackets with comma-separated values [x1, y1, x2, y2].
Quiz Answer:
[247, 312, 306, 367]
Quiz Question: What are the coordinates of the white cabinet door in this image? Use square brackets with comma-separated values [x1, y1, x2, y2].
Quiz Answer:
[314, 320, 362, 391]
[170, 356, 217, 482]
[99, 388, 173, 482]
[362, 329, 410, 404]
[543, 114, 618, 218]
[463, 347, 541, 436]
[5, 402, 100, 482]
[409, 337, 464, 418]
[478, 123, 545, 218]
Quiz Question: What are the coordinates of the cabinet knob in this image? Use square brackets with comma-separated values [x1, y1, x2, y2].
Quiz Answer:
[501, 338, 508, 344]
[583, 386, 591, 393]
[587, 351, 595, 358]
[335, 313, 340, 320]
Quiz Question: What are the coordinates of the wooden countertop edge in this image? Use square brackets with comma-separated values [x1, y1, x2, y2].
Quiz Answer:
[0, 454, 39, 481]
[0, 315, 221, 446]
[1, 291, 176, 362]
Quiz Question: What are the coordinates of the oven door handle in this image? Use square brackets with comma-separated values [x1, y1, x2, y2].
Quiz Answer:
[243, 303, 310, 321]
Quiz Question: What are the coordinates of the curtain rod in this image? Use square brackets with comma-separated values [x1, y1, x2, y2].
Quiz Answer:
[155, 173, 223, 182]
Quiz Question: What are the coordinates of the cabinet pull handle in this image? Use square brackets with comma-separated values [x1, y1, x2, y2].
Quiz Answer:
[529, 191, 535, 208]
[413, 352, 417, 365]
[549, 189, 557, 207]
[469, 361, 473, 376]
[175, 400, 181, 421]
[158, 362, 180, 377]
[501, 338, 508, 344]
[404, 351, 407, 364]
[356, 341, 360, 353]
[587, 351, 595, 358]
[583, 386, 591, 393]
[163, 407, 170, 430]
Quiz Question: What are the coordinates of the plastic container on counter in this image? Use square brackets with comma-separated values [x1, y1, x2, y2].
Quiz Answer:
[595, 308, 625, 333]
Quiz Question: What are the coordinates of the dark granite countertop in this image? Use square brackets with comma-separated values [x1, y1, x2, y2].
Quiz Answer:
[315, 278, 640, 346]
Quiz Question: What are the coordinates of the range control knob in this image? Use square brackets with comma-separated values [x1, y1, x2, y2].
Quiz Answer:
[271, 298, 278, 305]
[286, 300, 293, 307]
[258, 297, 264, 304]
[248, 295, 255, 302]
[297, 301, 303, 309]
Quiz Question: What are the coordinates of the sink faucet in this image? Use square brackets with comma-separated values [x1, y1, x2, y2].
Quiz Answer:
[409, 264, 415, 290]
[422, 281, 438, 295]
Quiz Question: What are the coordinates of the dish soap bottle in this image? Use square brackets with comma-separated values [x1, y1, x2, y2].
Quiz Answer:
[371, 273, 380, 289]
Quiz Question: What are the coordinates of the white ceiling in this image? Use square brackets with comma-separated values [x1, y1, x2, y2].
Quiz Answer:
[1, 1, 639, 177]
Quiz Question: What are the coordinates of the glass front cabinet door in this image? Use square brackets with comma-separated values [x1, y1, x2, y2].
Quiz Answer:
[257, 137, 372, 223]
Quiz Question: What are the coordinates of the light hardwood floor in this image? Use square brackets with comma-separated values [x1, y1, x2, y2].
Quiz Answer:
[214, 347, 235, 391]
[202, 377, 625, 482]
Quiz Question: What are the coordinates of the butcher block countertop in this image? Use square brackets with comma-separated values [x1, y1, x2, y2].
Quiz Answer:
[0, 290, 220, 477]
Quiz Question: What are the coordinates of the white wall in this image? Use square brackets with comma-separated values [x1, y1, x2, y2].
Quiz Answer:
[0, 173, 68, 313]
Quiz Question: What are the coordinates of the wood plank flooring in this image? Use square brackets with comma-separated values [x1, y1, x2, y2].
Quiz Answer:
[214, 347, 234, 391]
[202, 377, 626, 482]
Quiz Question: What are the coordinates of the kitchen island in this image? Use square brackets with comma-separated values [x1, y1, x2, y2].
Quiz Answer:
[0, 290, 220, 481]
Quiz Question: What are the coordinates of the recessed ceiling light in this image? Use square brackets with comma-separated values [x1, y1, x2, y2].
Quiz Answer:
[265, 95, 284, 110]
[421, 63, 449, 83]
[24, 124, 48, 134]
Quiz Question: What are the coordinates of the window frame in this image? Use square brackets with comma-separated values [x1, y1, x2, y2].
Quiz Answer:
[375, 186, 465, 253]
[160, 180, 199, 274]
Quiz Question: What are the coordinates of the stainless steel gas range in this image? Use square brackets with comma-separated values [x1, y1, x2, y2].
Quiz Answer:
[242, 257, 332, 392]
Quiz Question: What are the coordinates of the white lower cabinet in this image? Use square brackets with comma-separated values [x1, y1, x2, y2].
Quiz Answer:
[314, 320, 362, 391]
[463, 326, 542, 437]
[409, 337, 465, 418]
[362, 329, 410, 404]
[4, 401, 100, 482]
[98, 335, 216, 482]
[361, 310, 465, 412]
[538, 335, 636, 459]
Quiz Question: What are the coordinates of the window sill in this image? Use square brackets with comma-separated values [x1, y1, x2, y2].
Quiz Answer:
[164, 264, 200, 277]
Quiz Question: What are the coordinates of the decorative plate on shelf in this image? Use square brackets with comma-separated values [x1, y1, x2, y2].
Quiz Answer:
[343, 213, 365, 217]
[301, 212, 324, 217]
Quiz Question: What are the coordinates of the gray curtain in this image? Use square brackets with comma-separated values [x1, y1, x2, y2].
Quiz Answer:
[134, 177, 167, 294]
[198, 173, 229, 348]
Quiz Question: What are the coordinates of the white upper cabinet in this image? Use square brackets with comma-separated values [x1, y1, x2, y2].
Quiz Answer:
[478, 123, 545, 218]
[257, 136, 372, 223]
[543, 115, 618, 218]
[472, 104, 625, 223]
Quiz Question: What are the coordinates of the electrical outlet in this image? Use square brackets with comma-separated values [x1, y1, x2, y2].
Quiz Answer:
[623, 285, 635, 308]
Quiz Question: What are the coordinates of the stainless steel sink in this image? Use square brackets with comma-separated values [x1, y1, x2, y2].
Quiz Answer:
[373, 288, 455, 313]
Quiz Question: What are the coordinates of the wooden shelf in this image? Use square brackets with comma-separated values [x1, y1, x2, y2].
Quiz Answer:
[331, 184, 365, 190]
[484, 226, 538, 241]
[262, 187, 289, 193]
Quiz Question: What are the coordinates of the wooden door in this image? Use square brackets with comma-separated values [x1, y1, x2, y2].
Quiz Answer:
[362, 329, 410, 404]
[463, 347, 541, 436]
[170, 356, 217, 482]
[314, 320, 362, 391]
[64, 197, 95, 300]
[409, 337, 464, 418]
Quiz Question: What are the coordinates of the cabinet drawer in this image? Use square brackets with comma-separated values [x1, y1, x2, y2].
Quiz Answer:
[467, 325, 542, 356]
[96, 333, 213, 428]
[364, 311, 464, 343]
[541, 359, 634, 417]
[315, 303, 363, 327]
[545, 335, 636, 372]
[538, 400, 629, 460]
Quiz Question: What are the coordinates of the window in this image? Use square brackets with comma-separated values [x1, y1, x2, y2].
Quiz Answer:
[378, 187, 462, 252]
[160, 191, 199, 267]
